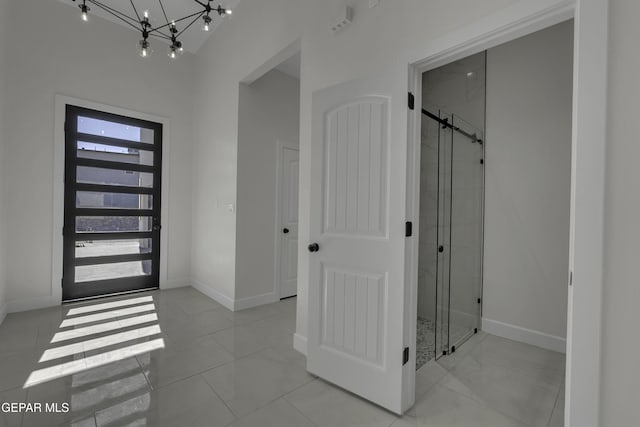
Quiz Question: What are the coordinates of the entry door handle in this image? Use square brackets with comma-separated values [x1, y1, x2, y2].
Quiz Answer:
[308, 243, 320, 253]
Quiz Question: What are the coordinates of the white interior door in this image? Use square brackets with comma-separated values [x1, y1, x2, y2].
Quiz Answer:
[307, 70, 412, 414]
[278, 146, 299, 299]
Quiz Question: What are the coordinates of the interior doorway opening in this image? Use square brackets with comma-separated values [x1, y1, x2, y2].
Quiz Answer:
[416, 52, 486, 368]
[235, 47, 301, 307]
[414, 21, 574, 421]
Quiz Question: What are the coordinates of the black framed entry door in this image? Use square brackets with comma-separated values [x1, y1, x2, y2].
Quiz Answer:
[63, 105, 163, 301]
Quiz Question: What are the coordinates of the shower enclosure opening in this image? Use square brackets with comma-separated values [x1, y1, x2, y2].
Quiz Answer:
[416, 52, 486, 370]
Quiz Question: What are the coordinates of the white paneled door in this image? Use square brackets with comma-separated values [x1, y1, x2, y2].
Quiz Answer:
[278, 146, 299, 299]
[307, 71, 412, 414]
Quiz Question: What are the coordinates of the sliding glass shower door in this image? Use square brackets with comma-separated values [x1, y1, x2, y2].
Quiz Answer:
[417, 109, 484, 367]
[440, 114, 484, 355]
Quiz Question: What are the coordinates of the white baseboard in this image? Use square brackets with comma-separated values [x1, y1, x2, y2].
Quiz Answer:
[7, 296, 59, 314]
[6, 280, 189, 314]
[0, 302, 7, 325]
[234, 292, 279, 311]
[482, 317, 566, 354]
[293, 333, 308, 356]
[161, 277, 191, 289]
[191, 279, 235, 311]
[191, 279, 278, 312]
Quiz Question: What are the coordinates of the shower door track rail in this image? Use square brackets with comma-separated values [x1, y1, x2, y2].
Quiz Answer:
[422, 108, 483, 144]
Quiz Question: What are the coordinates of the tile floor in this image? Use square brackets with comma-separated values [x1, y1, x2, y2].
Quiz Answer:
[415, 317, 473, 370]
[0, 287, 565, 427]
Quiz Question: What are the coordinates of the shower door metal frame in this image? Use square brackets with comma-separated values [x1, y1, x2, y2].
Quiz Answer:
[421, 108, 486, 360]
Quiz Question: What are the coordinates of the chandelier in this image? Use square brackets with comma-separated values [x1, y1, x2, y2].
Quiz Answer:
[72, 0, 232, 59]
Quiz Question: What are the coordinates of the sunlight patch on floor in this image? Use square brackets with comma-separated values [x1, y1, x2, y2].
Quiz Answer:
[25, 295, 165, 389]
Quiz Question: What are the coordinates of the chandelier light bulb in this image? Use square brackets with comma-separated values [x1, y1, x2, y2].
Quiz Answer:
[79, 3, 89, 22]
[202, 15, 212, 32]
[139, 39, 152, 58]
[143, 10, 149, 19]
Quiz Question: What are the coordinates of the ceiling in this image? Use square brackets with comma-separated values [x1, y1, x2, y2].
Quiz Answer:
[58, 0, 239, 53]
[275, 52, 301, 80]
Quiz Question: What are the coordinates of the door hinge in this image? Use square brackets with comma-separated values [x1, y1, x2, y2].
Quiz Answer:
[569, 271, 573, 286]
[61, 278, 64, 288]
[405, 221, 413, 237]
[477, 298, 481, 304]
[408, 92, 415, 110]
[402, 347, 409, 365]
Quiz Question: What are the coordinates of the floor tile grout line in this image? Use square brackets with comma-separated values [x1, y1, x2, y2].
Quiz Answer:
[437, 379, 533, 427]
[197, 346, 316, 418]
[546, 381, 563, 427]
[445, 353, 565, 390]
[199, 372, 239, 422]
[282, 394, 321, 427]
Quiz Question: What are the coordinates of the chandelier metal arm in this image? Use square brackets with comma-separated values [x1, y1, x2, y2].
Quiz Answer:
[192, 0, 209, 8]
[177, 12, 207, 38]
[158, 0, 171, 26]
[148, 10, 205, 35]
[129, 0, 142, 24]
[87, 0, 141, 27]
[87, 0, 143, 33]
[147, 31, 173, 41]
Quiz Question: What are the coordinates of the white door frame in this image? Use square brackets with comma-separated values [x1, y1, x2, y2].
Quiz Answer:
[274, 140, 299, 299]
[405, 1, 607, 426]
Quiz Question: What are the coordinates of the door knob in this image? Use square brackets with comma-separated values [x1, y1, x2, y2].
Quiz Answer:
[438, 245, 444, 253]
[283, 228, 290, 234]
[308, 243, 320, 253]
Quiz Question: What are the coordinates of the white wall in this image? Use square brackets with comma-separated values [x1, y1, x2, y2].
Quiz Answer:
[483, 21, 573, 347]
[191, 0, 519, 332]
[3, 0, 195, 309]
[236, 68, 300, 303]
[0, 0, 9, 322]
[600, 0, 640, 424]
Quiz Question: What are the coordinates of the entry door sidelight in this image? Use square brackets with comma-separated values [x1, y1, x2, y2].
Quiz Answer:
[62, 105, 163, 301]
